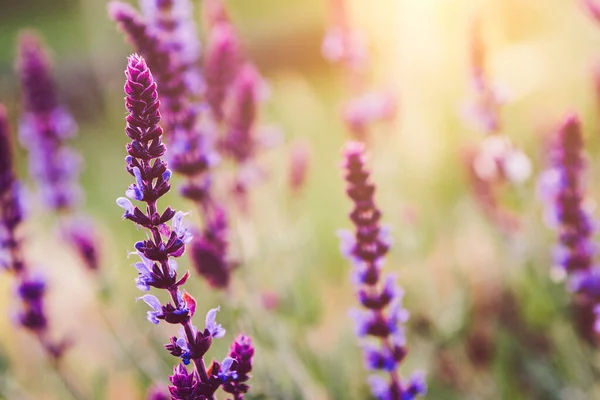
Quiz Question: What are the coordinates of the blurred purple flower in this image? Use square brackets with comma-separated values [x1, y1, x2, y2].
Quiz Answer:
[139, 0, 204, 96]
[0, 103, 68, 361]
[204, 22, 240, 122]
[343, 91, 397, 140]
[540, 114, 600, 335]
[61, 216, 100, 271]
[16, 31, 79, 211]
[190, 207, 236, 289]
[321, 0, 369, 74]
[221, 64, 259, 164]
[542, 114, 594, 274]
[16, 31, 101, 272]
[339, 141, 426, 399]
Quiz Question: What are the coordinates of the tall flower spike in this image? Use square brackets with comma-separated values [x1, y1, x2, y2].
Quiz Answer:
[204, 22, 240, 122]
[541, 114, 594, 274]
[222, 64, 259, 164]
[118, 54, 250, 399]
[16, 31, 101, 272]
[539, 114, 600, 337]
[0, 103, 73, 366]
[16, 31, 79, 211]
[339, 142, 426, 400]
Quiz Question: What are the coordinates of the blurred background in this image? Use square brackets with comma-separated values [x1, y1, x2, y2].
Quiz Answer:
[1, 0, 600, 399]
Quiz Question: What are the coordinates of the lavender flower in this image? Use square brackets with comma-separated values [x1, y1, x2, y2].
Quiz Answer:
[538, 114, 600, 339]
[540, 114, 594, 274]
[0, 103, 69, 362]
[339, 142, 426, 400]
[16, 31, 79, 211]
[221, 64, 259, 164]
[222, 334, 254, 399]
[203, 22, 240, 122]
[540, 115, 600, 306]
[16, 31, 101, 272]
[117, 54, 251, 398]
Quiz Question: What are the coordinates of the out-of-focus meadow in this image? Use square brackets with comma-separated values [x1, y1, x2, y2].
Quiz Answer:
[2, 0, 600, 399]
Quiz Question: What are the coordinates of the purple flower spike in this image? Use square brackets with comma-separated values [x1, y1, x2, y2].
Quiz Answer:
[118, 54, 253, 398]
[222, 63, 260, 164]
[540, 113, 600, 337]
[542, 114, 594, 274]
[204, 22, 240, 122]
[16, 31, 79, 211]
[190, 207, 236, 289]
[0, 103, 69, 363]
[340, 141, 425, 399]
[16, 31, 101, 273]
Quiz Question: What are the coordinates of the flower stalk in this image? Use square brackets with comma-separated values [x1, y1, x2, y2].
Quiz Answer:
[116, 54, 252, 398]
[339, 142, 426, 400]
